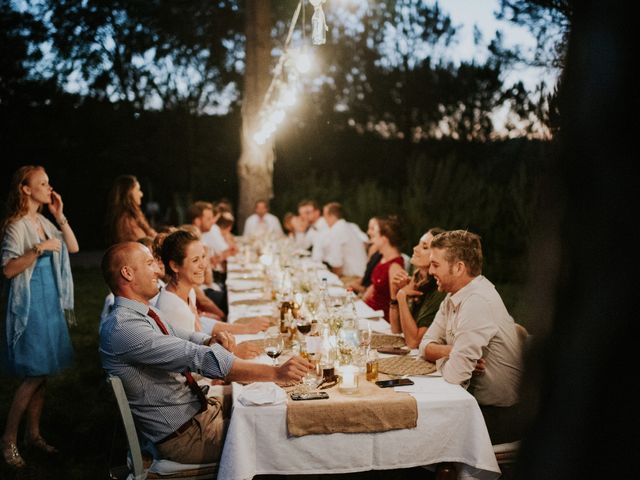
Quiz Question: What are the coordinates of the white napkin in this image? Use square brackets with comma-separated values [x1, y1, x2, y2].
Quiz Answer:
[355, 300, 384, 319]
[237, 382, 287, 406]
[315, 271, 342, 286]
[328, 286, 347, 297]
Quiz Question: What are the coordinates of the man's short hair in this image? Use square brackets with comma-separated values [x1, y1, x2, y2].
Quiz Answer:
[102, 242, 139, 293]
[215, 199, 233, 214]
[297, 199, 320, 211]
[430, 230, 483, 276]
[189, 201, 214, 223]
[217, 212, 235, 229]
[323, 202, 343, 219]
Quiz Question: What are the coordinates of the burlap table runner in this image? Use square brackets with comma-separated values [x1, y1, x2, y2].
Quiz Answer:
[229, 298, 272, 306]
[286, 375, 417, 437]
[378, 356, 437, 376]
[234, 316, 278, 327]
[227, 275, 266, 282]
[370, 333, 406, 349]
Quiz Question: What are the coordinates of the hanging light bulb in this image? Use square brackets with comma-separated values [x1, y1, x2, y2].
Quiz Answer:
[295, 50, 312, 74]
[280, 85, 297, 107]
[309, 0, 328, 45]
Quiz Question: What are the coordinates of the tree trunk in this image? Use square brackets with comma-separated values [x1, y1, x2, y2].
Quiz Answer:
[237, 0, 274, 230]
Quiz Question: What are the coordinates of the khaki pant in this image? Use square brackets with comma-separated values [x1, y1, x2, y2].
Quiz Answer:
[156, 397, 226, 464]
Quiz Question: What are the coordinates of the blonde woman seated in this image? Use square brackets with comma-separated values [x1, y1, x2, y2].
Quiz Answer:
[155, 229, 269, 359]
[389, 228, 446, 349]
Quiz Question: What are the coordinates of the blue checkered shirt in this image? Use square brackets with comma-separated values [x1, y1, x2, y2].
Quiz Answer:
[99, 296, 235, 442]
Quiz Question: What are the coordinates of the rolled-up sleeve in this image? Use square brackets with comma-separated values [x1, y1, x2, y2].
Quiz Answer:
[419, 302, 447, 356]
[440, 296, 497, 385]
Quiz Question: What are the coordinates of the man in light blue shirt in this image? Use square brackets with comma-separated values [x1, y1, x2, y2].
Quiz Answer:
[99, 242, 310, 464]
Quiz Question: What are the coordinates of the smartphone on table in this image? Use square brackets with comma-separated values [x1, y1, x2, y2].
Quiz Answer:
[290, 391, 330, 401]
[375, 378, 414, 388]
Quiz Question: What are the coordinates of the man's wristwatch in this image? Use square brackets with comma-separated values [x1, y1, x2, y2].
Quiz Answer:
[32, 244, 43, 256]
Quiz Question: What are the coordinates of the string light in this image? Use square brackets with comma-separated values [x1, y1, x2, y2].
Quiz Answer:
[251, 1, 329, 146]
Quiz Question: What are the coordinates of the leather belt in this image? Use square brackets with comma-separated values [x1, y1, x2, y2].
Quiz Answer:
[157, 417, 196, 445]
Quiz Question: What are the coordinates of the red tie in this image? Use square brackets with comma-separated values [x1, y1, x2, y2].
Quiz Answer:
[147, 308, 209, 413]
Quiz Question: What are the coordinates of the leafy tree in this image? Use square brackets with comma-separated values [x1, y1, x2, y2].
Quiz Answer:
[32, 0, 242, 112]
[0, 1, 54, 106]
[497, 0, 572, 69]
[280, 0, 546, 141]
[496, 1, 572, 135]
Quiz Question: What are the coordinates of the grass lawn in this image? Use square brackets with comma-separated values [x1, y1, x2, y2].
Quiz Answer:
[1, 265, 523, 478]
[1, 267, 122, 479]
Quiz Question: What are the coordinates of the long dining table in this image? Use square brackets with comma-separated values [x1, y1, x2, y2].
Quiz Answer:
[216, 256, 501, 480]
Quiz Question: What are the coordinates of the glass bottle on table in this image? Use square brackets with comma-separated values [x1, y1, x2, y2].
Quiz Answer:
[279, 301, 291, 334]
[366, 349, 379, 382]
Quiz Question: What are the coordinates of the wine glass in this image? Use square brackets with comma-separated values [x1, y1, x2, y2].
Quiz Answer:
[264, 335, 284, 366]
[360, 324, 373, 352]
[305, 293, 320, 320]
[296, 317, 312, 356]
[296, 317, 312, 336]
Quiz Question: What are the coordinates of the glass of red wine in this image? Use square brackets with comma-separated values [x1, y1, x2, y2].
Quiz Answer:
[264, 334, 284, 366]
[296, 317, 312, 336]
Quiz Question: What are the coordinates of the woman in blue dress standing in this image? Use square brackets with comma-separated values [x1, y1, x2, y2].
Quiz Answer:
[1, 165, 79, 468]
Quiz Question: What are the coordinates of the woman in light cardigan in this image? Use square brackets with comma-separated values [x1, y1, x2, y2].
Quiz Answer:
[1, 165, 79, 468]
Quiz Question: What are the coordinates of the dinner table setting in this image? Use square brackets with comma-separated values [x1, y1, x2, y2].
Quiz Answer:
[215, 236, 501, 480]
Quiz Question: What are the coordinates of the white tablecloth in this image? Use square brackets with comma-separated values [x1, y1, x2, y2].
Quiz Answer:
[218, 376, 500, 480]
[220, 259, 500, 480]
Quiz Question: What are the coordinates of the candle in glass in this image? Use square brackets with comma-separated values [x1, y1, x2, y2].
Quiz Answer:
[338, 365, 359, 394]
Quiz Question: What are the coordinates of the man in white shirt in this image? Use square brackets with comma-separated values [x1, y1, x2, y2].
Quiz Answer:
[419, 230, 524, 444]
[296, 199, 328, 257]
[320, 202, 367, 278]
[242, 200, 284, 238]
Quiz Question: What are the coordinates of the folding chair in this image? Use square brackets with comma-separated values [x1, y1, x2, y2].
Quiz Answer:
[107, 376, 218, 480]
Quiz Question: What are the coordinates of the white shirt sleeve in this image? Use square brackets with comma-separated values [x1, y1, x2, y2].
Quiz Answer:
[419, 301, 447, 356]
[267, 214, 284, 237]
[324, 228, 346, 268]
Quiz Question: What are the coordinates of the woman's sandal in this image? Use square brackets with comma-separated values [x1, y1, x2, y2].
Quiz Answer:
[25, 435, 59, 454]
[2, 440, 26, 468]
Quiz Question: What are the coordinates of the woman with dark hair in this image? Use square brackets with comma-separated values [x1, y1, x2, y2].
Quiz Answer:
[155, 229, 269, 359]
[346, 217, 383, 295]
[1, 166, 79, 468]
[105, 174, 156, 245]
[363, 215, 405, 322]
[389, 228, 446, 348]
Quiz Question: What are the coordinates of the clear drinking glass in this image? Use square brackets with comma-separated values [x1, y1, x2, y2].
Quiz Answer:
[301, 354, 323, 391]
[360, 324, 372, 348]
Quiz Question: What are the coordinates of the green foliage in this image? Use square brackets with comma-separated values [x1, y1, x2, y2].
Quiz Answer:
[2, 0, 555, 137]
[497, 0, 572, 69]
